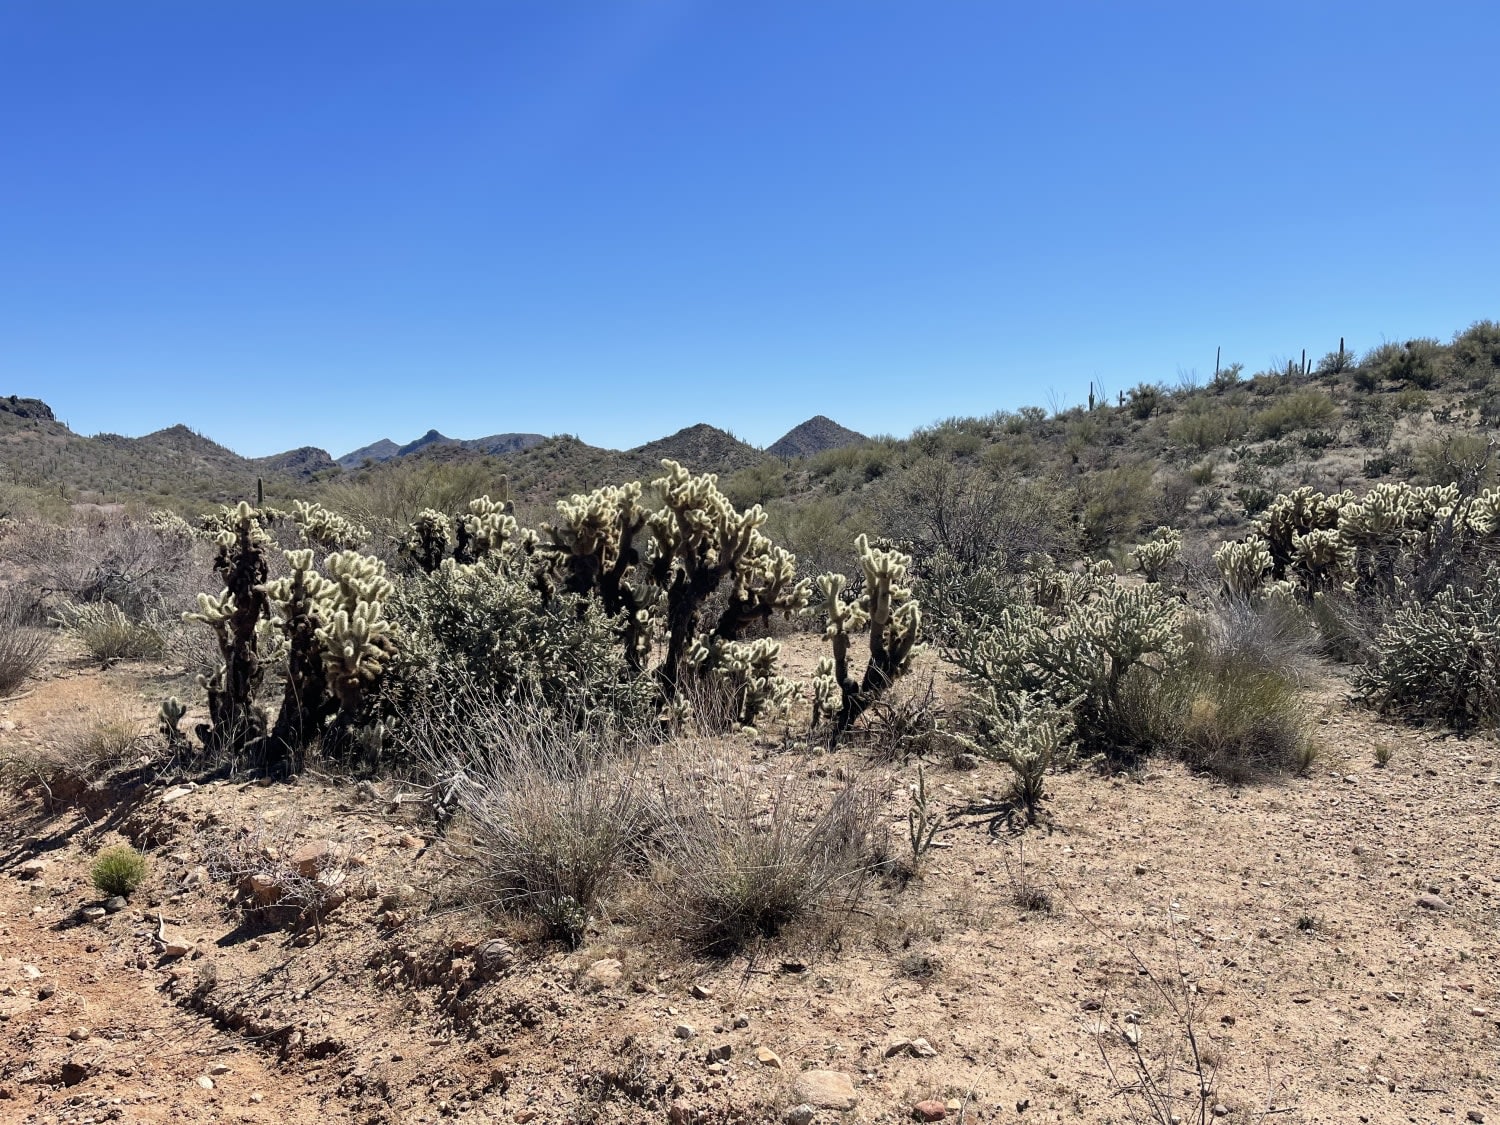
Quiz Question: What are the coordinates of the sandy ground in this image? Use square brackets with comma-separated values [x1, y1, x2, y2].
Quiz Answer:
[1, 640, 1498, 1125]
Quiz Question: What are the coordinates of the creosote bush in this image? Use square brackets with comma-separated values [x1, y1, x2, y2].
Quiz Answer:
[91, 845, 148, 897]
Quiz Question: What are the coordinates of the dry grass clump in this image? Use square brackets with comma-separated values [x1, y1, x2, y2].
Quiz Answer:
[650, 758, 883, 955]
[406, 700, 654, 946]
[2, 706, 145, 791]
[0, 588, 51, 695]
[57, 602, 166, 663]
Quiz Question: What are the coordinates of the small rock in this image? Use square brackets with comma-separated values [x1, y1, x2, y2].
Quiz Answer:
[668, 1100, 699, 1125]
[472, 938, 516, 980]
[160, 785, 194, 803]
[1467, 1113, 1485, 1124]
[21, 965, 41, 980]
[705, 1043, 732, 1063]
[581, 958, 623, 990]
[909, 1037, 938, 1058]
[953, 753, 980, 771]
[756, 1046, 782, 1068]
[197, 1075, 215, 1090]
[1212, 1106, 1229, 1118]
[59, 1059, 90, 1086]
[79, 906, 107, 922]
[18, 860, 44, 880]
[103, 896, 127, 913]
[288, 841, 331, 878]
[1122, 1025, 1141, 1047]
[37, 983, 55, 1000]
[793, 1070, 857, 1110]
[248, 873, 281, 905]
[673, 1023, 697, 1040]
[884, 1038, 913, 1058]
[1133, 863, 1147, 876]
[208, 1063, 231, 1075]
[161, 939, 192, 958]
[399, 834, 424, 849]
[1417, 893, 1451, 911]
[67, 1026, 90, 1042]
[913, 1100, 947, 1121]
[249, 1092, 263, 1104]
[732, 1013, 750, 1029]
[690, 983, 715, 1000]
[784, 1105, 817, 1125]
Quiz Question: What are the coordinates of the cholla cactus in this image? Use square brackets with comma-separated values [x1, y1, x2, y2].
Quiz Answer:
[184, 502, 271, 753]
[1129, 526, 1182, 583]
[147, 509, 195, 543]
[292, 500, 368, 551]
[158, 696, 188, 748]
[261, 548, 396, 764]
[456, 485, 535, 565]
[809, 534, 922, 743]
[1293, 527, 1353, 590]
[1254, 486, 1349, 579]
[546, 481, 654, 669]
[401, 509, 453, 574]
[691, 635, 799, 732]
[954, 689, 1075, 822]
[1213, 536, 1272, 598]
[646, 461, 810, 698]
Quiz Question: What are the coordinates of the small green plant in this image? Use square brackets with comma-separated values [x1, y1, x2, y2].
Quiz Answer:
[905, 764, 944, 872]
[91, 845, 148, 897]
[1374, 742, 1392, 768]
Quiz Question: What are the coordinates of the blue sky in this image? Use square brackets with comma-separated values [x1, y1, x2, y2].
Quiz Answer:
[2, 2, 1497, 459]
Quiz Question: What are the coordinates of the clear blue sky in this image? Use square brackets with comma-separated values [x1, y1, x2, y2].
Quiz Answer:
[3, 2, 1497, 459]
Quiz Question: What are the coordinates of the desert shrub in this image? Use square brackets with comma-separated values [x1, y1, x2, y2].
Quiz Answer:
[1127, 383, 1162, 420]
[1169, 402, 1248, 452]
[427, 713, 651, 946]
[653, 763, 882, 954]
[2, 513, 200, 620]
[58, 602, 166, 662]
[1253, 391, 1335, 439]
[762, 495, 866, 581]
[1369, 337, 1446, 388]
[390, 555, 656, 728]
[91, 845, 148, 897]
[0, 590, 51, 695]
[875, 460, 1076, 570]
[1188, 460, 1216, 486]
[318, 459, 513, 535]
[1141, 608, 1314, 781]
[723, 460, 788, 509]
[1354, 570, 1500, 731]
[1316, 345, 1356, 376]
[1452, 320, 1500, 382]
[1414, 433, 1495, 494]
[1079, 464, 1158, 549]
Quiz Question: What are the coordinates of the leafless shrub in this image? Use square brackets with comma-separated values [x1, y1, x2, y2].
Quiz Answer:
[0, 588, 51, 695]
[854, 674, 946, 762]
[651, 758, 883, 955]
[3, 514, 201, 620]
[202, 814, 355, 938]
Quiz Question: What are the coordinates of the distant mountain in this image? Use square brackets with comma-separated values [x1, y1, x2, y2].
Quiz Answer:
[336, 439, 402, 469]
[0, 406, 307, 510]
[339, 429, 548, 469]
[767, 415, 869, 459]
[629, 424, 765, 475]
[253, 446, 336, 479]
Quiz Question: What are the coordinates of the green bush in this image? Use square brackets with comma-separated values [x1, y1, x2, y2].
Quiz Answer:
[1169, 402, 1248, 452]
[91, 845, 148, 897]
[1253, 391, 1335, 439]
[1079, 464, 1158, 549]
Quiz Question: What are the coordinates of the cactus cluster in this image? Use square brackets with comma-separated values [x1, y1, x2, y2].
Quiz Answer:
[809, 534, 922, 743]
[1128, 525, 1182, 583]
[292, 500, 368, 551]
[948, 558, 1181, 758]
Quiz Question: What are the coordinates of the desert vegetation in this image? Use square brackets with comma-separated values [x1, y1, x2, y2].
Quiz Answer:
[3, 319, 1499, 1123]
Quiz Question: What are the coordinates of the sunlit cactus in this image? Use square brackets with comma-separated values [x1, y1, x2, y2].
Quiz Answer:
[401, 508, 454, 574]
[810, 534, 922, 743]
[292, 500, 368, 551]
[1213, 536, 1273, 598]
[1129, 525, 1182, 583]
